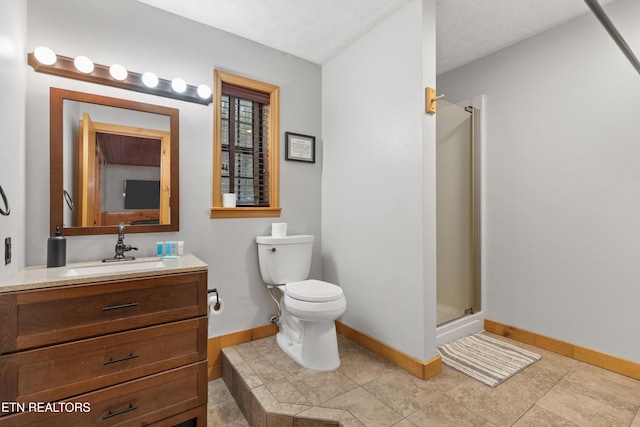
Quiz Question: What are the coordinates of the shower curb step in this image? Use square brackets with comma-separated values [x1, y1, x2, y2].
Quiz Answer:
[221, 339, 360, 427]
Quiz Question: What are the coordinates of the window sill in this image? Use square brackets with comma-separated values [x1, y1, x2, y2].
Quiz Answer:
[210, 207, 282, 219]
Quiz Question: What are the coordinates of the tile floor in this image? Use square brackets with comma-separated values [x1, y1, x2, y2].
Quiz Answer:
[207, 332, 640, 426]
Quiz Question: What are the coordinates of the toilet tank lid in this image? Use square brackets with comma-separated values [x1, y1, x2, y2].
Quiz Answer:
[256, 235, 314, 244]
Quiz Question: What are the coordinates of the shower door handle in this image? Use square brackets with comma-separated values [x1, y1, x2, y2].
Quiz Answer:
[0, 185, 9, 216]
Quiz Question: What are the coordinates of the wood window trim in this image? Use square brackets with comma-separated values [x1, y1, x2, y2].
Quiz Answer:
[211, 70, 281, 219]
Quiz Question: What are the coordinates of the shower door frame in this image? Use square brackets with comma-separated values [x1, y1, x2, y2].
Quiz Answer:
[471, 102, 482, 316]
[436, 97, 483, 327]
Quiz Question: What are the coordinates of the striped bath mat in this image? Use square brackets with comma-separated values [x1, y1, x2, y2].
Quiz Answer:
[437, 334, 541, 387]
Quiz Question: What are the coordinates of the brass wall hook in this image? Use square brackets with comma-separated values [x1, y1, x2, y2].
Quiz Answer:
[425, 87, 445, 114]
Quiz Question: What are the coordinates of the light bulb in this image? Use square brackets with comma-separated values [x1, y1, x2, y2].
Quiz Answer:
[171, 78, 187, 93]
[142, 72, 159, 88]
[109, 64, 128, 81]
[74, 55, 94, 73]
[197, 84, 212, 99]
[34, 46, 57, 65]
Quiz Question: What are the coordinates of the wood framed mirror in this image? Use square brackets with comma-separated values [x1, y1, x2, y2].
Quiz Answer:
[50, 87, 179, 236]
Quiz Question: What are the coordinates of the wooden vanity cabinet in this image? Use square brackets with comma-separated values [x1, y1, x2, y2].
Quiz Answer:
[0, 270, 208, 426]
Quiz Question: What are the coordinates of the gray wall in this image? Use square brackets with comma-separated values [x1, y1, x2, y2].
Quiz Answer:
[17, 0, 637, 364]
[25, 0, 322, 336]
[438, 0, 640, 362]
[0, 0, 26, 281]
[322, 0, 438, 362]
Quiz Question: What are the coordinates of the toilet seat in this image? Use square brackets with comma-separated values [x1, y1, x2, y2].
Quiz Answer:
[285, 279, 343, 302]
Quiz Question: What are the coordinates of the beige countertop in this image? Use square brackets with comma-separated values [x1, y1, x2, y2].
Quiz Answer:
[0, 253, 208, 293]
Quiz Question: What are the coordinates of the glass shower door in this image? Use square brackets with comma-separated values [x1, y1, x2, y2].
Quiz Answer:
[436, 99, 475, 326]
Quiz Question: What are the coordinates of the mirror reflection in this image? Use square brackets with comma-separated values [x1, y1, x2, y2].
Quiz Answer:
[51, 88, 179, 236]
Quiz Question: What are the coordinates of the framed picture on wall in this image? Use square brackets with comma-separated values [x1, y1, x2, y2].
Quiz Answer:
[285, 132, 315, 163]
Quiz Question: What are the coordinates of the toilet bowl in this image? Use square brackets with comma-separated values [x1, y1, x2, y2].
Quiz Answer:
[256, 235, 347, 371]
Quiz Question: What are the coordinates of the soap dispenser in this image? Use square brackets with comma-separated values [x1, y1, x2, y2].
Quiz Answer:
[47, 225, 66, 267]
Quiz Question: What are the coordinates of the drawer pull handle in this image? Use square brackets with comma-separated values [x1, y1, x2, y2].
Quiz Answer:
[104, 353, 139, 365]
[102, 302, 138, 311]
[102, 404, 138, 420]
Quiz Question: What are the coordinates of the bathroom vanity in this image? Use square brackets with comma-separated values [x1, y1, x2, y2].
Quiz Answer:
[0, 254, 208, 426]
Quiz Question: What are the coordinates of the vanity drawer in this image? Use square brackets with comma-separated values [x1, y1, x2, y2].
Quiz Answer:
[147, 405, 207, 426]
[0, 361, 207, 427]
[0, 317, 207, 404]
[0, 271, 207, 353]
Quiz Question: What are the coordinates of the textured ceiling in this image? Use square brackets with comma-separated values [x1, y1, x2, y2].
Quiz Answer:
[137, 0, 619, 74]
[436, 0, 618, 74]
[137, 0, 412, 65]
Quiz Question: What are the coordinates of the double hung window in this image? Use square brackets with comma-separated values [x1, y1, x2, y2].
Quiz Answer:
[211, 70, 280, 218]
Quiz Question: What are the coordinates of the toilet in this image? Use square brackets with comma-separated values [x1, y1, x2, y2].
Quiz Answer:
[256, 234, 346, 371]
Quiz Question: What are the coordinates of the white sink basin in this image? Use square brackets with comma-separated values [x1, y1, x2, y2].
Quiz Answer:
[62, 260, 168, 277]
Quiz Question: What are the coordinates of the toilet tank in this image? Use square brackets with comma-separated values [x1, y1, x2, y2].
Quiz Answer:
[256, 235, 314, 285]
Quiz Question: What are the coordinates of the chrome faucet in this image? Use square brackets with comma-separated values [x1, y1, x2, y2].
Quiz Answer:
[103, 222, 138, 262]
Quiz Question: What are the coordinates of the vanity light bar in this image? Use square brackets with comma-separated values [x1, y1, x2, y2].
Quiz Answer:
[27, 51, 213, 106]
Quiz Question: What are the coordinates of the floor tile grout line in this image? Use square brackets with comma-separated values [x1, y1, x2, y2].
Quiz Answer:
[633, 392, 640, 427]
[337, 353, 428, 426]
[508, 401, 538, 426]
[265, 347, 406, 426]
[509, 369, 572, 426]
[222, 334, 640, 427]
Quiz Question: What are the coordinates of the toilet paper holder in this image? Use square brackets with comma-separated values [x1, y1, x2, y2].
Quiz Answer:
[208, 288, 221, 311]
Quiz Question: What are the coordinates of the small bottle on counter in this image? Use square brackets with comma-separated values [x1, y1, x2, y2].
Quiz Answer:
[47, 225, 66, 268]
